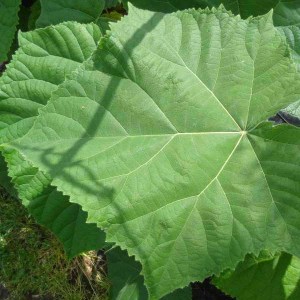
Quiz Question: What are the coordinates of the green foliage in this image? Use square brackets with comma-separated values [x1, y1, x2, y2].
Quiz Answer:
[214, 251, 300, 300]
[105, 0, 121, 9]
[123, 0, 279, 16]
[0, 21, 105, 257]
[124, 0, 300, 70]
[0, 0, 21, 61]
[0, 155, 15, 196]
[108, 248, 148, 300]
[37, 0, 105, 27]
[284, 101, 300, 119]
[107, 247, 191, 299]
[1, 1, 300, 299]
[36, 0, 113, 34]
[6, 5, 300, 299]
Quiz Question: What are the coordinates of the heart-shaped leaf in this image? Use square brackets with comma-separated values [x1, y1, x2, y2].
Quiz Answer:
[9, 6, 300, 298]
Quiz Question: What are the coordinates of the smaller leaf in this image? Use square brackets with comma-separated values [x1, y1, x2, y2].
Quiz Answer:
[105, 0, 121, 9]
[0, 0, 21, 61]
[108, 247, 148, 300]
[36, 0, 105, 27]
[3, 147, 106, 258]
[214, 251, 300, 300]
[28, 1, 41, 31]
[107, 247, 192, 300]
[0, 154, 16, 196]
[282, 100, 300, 121]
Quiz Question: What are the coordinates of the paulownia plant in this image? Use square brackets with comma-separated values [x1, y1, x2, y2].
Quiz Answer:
[124, 0, 300, 70]
[0, 21, 106, 257]
[214, 251, 300, 299]
[3, 3, 300, 299]
[0, 0, 21, 61]
[1, 1, 300, 299]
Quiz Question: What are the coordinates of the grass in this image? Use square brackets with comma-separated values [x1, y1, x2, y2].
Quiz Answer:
[0, 188, 110, 300]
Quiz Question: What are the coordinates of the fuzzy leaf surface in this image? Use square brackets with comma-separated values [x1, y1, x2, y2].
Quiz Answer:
[214, 251, 300, 300]
[9, 6, 300, 299]
[0, 22, 105, 257]
[3, 147, 106, 257]
[0, 0, 21, 61]
[125, 0, 300, 70]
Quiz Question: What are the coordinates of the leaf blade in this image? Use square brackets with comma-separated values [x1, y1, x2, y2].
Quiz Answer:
[0, 0, 21, 62]
[8, 7, 300, 299]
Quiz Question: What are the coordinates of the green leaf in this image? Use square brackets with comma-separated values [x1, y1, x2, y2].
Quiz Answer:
[0, 0, 21, 61]
[36, 0, 105, 28]
[124, 0, 279, 17]
[105, 0, 121, 9]
[283, 100, 300, 119]
[214, 251, 300, 300]
[8, 6, 300, 299]
[125, 0, 300, 70]
[3, 147, 106, 258]
[277, 25, 300, 71]
[28, 1, 41, 31]
[0, 21, 102, 144]
[273, 0, 300, 26]
[0, 22, 105, 257]
[0, 154, 16, 196]
[108, 247, 191, 300]
[108, 247, 148, 300]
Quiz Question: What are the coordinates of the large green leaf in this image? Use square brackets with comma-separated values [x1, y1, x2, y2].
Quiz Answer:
[0, 0, 21, 62]
[3, 147, 106, 258]
[0, 21, 102, 142]
[8, 6, 300, 299]
[214, 251, 300, 300]
[125, 0, 300, 70]
[37, 0, 106, 28]
[0, 22, 105, 257]
[108, 247, 192, 300]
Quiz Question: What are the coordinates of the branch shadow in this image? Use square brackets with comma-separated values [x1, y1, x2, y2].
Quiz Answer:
[19, 11, 166, 287]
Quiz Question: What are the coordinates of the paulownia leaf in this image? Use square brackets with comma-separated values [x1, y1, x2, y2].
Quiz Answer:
[124, 0, 279, 17]
[36, 0, 113, 34]
[0, 0, 21, 62]
[272, 0, 300, 71]
[284, 101, 300, 119]
[0, 154, 16, 196]
[28, 1, 41, 31]
[105, 0, 121, 9]
[0, 21, 102, 143]
[214, 251, 300, 300]
[3, 147, 106, 258]
[278, 25, 300, 71]
[37, 0, 105, 27]
[0, 22, 105, 257]
[108, 247, 192, 300]
[125, 0, 300, 70]
[8, 6, 300, 299]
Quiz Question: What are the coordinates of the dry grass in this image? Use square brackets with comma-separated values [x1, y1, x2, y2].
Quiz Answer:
[0, 188, 110, 300]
